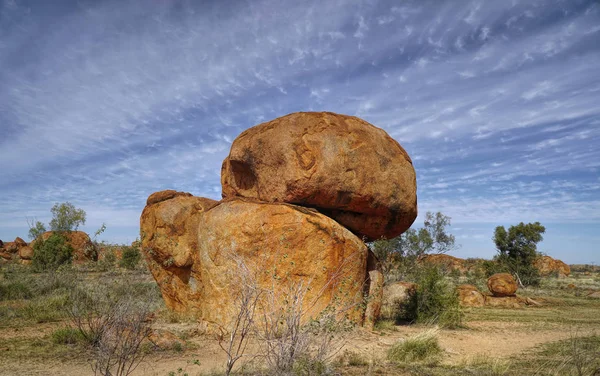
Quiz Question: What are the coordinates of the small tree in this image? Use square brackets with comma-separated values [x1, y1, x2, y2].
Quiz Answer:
[49, 202, 86, 232]
[27, 218, 47, 240]
[371, 211, 457, 281]
[493, 222, 545, 287]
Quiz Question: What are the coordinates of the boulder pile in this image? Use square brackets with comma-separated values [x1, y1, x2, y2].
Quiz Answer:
[1, 231, 97, 265]
[0, 237, 30, 264]
[534, 255, 571, 278]
[140, 112, 418, 331]
[29, 231, 96, 263]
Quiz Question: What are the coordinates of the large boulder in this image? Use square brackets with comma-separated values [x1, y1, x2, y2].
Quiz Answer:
[140, 190, 219, 313]
[457, 284, 485, 307]
[14, 237, 27, 248]
[221, 112, 417, 241]
[487, 273, 518, 297]
[420, 254, 468, 274]
[18, 246, 34, 260]
[196, 198, 369, 329]
[30, 231, 96, 263]
[534, 255, 570, 278]
[1, 237, 29, 261]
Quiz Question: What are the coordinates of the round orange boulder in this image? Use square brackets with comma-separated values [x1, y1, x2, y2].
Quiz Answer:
[487, 273, 518, 297]
[221, 111, 417, 241]
[457, 284, 485, 307]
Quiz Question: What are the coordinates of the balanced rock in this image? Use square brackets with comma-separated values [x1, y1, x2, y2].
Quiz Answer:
[30, 231, 96, 263]
[457, 284, 485, 307]
[221, 112, 417, 240]
[196, 198, 369, 329]
[140, 190, 218, 312]
[487, 273, 518, 297]
[534, 255, 570, 278]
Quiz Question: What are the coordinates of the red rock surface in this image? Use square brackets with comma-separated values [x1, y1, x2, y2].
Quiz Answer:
[457, 284, 485, 307]
[30, 231, 96, 263]
[534, 255, 571, 278]
[140, 190, 219, 313]
[195, 198, 369, 330]
[487, 273, 518, 297]
[221, 112, 417, 240]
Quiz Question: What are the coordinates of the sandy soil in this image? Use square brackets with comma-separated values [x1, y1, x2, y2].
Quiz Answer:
[0, 317, 581, 376]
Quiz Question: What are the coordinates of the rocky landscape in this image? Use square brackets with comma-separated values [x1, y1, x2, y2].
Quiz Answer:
[140, 111, 418, 331]
[1, 112, 597, 376]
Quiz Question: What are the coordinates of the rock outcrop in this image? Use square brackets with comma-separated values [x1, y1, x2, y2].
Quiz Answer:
[487, 273, 518, 297]
[141, 112, 417, 331]
[534, 255, 570, 278]
[18, 246, 34, 260]
[196, 199, 368, 328]
[457, 284, 485, 307]
[30, 231, 96, 263]
[420, 254, 468, 273]
[221, 112, 417, 241]
[0, 237, 30, 262]
[140, 190, 218, 313]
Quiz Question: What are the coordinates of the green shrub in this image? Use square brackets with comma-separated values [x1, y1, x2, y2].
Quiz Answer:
[52, 327, 86, 345]
[98, 250, 117, 271]
[119, 246, 141, 270]
[23, 294, 69, 323]
[400, 266, 463, 328]
[32, 233, 73, 272]
[0, 277, 34, 301]
[387, 328, 443, 364]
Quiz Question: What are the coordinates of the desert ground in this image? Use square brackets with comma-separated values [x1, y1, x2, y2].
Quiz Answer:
[1, 260, 599, 376]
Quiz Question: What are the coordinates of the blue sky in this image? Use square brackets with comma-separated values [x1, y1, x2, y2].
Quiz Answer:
[1, 0, 599, 264]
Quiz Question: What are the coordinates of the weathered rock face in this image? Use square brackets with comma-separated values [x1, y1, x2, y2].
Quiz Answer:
[1, 237, 29, 261]
[221, 112, 417, 241]
[364, 250, 384, 330]
[534, 256, 571, 278]
[487, 273, 518, 297]
[196, 199, 368, 329]
[18, 246, 34, 260]
[457, 284, 485, 307]
[14, 237, 27, 248]
[140, 190, 219, 313]
[420, 254, 468, 273]
[381, 281, 416, 319]
[30, 231, 96, 263]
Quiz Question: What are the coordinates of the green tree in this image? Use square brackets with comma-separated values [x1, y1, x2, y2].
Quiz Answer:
[493, 222, 545, 287]
[27, 218, 47, 240]
[371, 211, 457, 281]
[49, 202, 86, 232]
